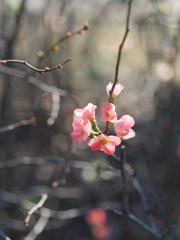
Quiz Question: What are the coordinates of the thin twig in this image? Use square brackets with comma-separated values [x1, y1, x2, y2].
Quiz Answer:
[24, 194, 48, 227]
[0, 117, 36, 134]
[120, 145, 129, 214]
[0, 58, 71, 74]
[111, 154, 158, 232]
[41, 22, 89, 60]
[104, 0, 132, 134]
[109, 208, 163, 239]
[24, 208, 50, 240]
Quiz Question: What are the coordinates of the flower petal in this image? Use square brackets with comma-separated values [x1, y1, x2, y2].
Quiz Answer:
[108, 135, 121, 146]
[103, 144, 115, 155]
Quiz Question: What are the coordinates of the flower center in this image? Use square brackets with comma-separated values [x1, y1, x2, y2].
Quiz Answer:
[80, 129, 84, 135]
[99, 136, 108, 145]
[106, 112, 111, 117]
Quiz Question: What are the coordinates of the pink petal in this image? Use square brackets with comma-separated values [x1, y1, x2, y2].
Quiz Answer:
[108, 135, 121, 146]
[106, 82, 124, 96]
[123, 129, 136, 140]
[91, 140, 101, 151]
[114, 120, 130, 136]
[70, 130, 81, 139]
[102, 103, 117, 122]
[73, 109, 83, 120]
[88, 138, 95, 146]
[72, 119, 83, 129]
[121, 115, 135, 128]
[103, 144, 115, 155]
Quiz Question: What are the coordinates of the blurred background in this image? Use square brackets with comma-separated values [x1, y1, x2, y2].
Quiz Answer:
[0, 0, 180, 239]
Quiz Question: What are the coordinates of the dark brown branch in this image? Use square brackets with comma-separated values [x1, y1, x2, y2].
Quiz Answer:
[0, 117, 36, 134]
[0, 58, 71, 74]
[104, 0, 132, 134]
[120, 145, 129, 214]
[24, 193, 48, 227]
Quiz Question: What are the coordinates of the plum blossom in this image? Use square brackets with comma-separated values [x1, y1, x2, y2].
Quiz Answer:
[102, 103, 117, 122]
[74, 103, 97, 121]
[70, 119, 92, 144]
[106, 81, 124, 97]
[88, 134, 121, 155]
[114, 115, 135, 137]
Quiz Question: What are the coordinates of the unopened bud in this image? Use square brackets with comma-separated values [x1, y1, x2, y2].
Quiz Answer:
[66, 31, 72, 37]
[83, 21, 89, 30]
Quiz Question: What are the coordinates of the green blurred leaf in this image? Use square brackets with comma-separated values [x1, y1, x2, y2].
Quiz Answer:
[5, 0, 23, 15]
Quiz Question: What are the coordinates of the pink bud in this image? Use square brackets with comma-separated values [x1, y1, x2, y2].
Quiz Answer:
[114, 115, 135, 137]
[102, 103, 117, 122]
[106, 81, 124, 97]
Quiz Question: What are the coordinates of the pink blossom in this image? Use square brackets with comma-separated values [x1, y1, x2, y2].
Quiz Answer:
[93, 225, 111, 239]
[102, 103, 117, 122]
[74, 103, 97, 121]
[123, 128, 136, 140]
[88, 134, 121, 155]
[106, 81, 124, 97]
[70, 119, 92, 144]
[114, 115, 135, 137]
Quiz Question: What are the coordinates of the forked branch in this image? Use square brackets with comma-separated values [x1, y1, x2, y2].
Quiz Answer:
[0, 58, 71, 74]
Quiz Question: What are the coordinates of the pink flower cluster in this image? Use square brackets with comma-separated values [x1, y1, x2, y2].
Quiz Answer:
[70, 82, 135, 155]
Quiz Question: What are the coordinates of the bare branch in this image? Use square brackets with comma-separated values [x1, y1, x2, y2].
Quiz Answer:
[24, 194, 48, 227]
[111, 154, 158, 232]
[0, 58, 71, 74]
[0, 65, 67, 96]
[110, 209, 163, 240]
[24, 208, 50, 240]
[120, 145, 129, 214]
[41, 22, 89, 60]
[0, 117, 36, 134]
[104, 0, 132, 134]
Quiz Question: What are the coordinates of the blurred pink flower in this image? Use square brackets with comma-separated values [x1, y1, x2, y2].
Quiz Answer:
[93, 225, 111, 239]
[86, 208, 107, 225]
[88, 134, 121, 155]
[70, 119, 92, 144]
[114, 115, 135, 137]
[74, 103, 97, 121]
[106, 81, 124, 97]
[102, 103, 117, 122]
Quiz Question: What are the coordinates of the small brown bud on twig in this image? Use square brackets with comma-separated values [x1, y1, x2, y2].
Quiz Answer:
[83, 21, 89, 30]
[66, 31, 72, 37]
[79, 30, 83, 35]
[53, 45, 60, 51]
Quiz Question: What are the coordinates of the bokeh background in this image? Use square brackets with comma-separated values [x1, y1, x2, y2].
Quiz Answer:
[0, 0, 180, 239]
